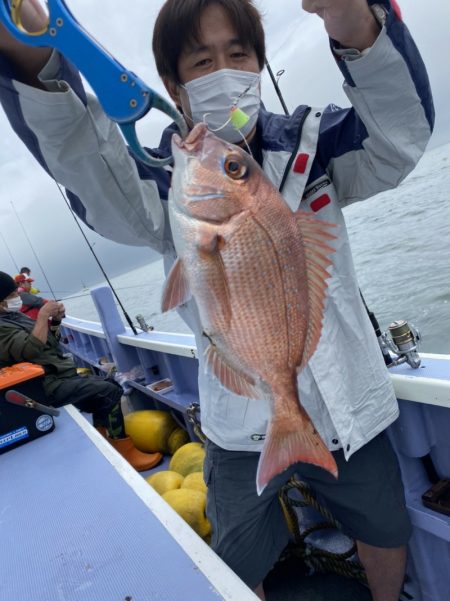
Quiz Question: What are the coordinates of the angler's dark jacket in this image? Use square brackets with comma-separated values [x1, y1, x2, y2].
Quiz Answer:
[0, 311, 77, 394]
[0, 2, 434, 456]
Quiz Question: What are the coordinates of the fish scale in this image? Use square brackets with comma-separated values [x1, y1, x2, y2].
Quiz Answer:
[219, 215, 307, 374]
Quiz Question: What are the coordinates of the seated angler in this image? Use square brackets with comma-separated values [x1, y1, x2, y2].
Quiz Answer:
[0, 271, 162, 472]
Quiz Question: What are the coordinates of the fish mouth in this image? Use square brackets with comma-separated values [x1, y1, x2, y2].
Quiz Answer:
[172, 123, 208, 155]
[172, 124, 223, 201]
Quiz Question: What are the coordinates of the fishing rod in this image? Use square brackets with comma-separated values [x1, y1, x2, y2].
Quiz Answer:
[53, 182, 138, 335]
[265, 59, 289, 116]
[0, 230, 19, 272]
[10, 201, 57, 300]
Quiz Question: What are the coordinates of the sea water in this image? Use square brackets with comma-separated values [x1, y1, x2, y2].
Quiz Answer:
[62, 142, 450, 355]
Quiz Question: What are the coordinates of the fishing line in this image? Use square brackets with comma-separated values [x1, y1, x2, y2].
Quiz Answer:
[60, 279, 164, 303]
[262, 13, 308, 117]
[10, 201, 57, 300]
[0, 231, 20, 272]
[60, 292, 92, 301]
[236, 128, 253, 157]
[53, 181, 138, 335]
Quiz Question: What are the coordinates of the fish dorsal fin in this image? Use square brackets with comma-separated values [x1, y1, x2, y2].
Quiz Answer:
[295, 211, 336, 369]
[205, 345, 259, 399]
[161, 258, 192, 312]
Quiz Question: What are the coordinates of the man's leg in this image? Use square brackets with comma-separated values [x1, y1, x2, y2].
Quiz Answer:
[204, 440, 293, 594]
[357, 542, 407, 601]
[296, 432, 411, 601]
[56, 377, 125, 436]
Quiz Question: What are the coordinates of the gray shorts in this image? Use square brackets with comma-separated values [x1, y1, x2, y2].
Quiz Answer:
[203, 432, 412, 589]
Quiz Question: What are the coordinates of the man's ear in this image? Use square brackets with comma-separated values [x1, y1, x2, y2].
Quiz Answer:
[163, 77, 182, 108]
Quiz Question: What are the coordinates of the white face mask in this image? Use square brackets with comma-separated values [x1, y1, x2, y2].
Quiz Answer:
[183, 69, 261, 143]
[5, 296, 23, 312]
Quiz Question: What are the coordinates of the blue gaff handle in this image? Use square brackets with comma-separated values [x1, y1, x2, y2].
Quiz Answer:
[0, 0, 187, 166]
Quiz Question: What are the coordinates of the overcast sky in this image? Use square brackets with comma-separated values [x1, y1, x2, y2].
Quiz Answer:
[1, 0, 448, 297]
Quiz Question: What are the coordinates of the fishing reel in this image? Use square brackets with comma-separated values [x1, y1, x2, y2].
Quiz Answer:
[381, 320, 421, 369]
[136, 314, 153, 332]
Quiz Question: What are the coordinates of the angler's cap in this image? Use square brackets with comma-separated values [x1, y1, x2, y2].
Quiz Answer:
[0, 272, 18, 302]
[15, 274, 34, 283]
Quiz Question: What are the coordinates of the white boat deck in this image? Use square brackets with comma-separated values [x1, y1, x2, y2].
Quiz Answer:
[1, 405, 256, 601]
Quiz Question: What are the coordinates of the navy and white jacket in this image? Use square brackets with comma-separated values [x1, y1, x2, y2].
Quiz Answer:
[0, 3, 434, 456]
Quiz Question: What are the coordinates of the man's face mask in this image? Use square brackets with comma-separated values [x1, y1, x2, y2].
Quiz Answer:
[182, 69, 261, 144]
[5, 296, 23, 312]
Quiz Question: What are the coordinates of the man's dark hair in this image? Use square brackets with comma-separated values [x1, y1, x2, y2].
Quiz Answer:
[20, 266, 31, 274]
[152, 0, 265, 83]
[0, 271, 17, 302]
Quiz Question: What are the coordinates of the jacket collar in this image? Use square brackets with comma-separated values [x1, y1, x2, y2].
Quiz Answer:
[156, 104, 311, 158]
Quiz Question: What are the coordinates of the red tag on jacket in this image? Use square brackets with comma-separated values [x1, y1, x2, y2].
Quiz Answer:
[293, 153, 309, 174]
[310, 194, 331, 213]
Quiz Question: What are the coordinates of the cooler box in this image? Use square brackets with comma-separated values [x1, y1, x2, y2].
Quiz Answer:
[0, 363, 55, 454]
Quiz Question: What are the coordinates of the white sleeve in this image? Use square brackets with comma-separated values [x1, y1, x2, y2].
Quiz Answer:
[13, 62, 171, 253]
[329, 26, 433, 205]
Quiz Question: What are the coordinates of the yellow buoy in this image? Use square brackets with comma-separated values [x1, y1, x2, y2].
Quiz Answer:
[124, 410, 177, 453]
[162, 488, 211, 540]
[169, 442, 205, 477]
[146, 470, 184, 495]
[167, 427, 190, 455]
[181, 472, 207, 494]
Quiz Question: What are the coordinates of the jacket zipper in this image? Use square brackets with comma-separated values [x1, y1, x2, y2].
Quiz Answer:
[279, 106, 312, 194]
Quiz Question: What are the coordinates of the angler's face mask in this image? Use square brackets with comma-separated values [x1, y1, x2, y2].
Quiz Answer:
[5, 296, 23, 312]
[182, 69, 261, 143]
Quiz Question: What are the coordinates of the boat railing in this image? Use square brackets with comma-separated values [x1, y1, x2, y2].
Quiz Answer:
[58, 285, 450, 601]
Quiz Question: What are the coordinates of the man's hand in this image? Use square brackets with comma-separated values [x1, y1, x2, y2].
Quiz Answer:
[0, 0, 51, 86]
[31, 301, 65, 343]
[38, 301, 65, 322]
[302, 0, 381, 50]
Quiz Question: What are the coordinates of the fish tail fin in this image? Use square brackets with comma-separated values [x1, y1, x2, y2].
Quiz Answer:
[256, 412, 338, 496]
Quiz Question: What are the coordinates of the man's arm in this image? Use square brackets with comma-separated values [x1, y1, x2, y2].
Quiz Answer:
[0, 4, 172, 254]
[31, 301, 65, 344]
[0, 301, 65, 365]
[19, 291, 46, 309]
[306, 0, 434, 205]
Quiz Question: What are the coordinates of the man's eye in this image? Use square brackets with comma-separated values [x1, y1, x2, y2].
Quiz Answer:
[224, 156, 248, 180]
[194, 58, 210, 68]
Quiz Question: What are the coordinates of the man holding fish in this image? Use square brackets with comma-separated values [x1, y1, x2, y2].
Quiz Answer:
[0, 1, 434, 599]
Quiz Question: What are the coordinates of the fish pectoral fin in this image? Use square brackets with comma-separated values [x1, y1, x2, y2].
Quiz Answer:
[295, 211, 337, 369]
[205, 345, 259, 399]
[196, 229, 224, 254]
[161, 258, 192, 312]
[256, 410, 338, 496]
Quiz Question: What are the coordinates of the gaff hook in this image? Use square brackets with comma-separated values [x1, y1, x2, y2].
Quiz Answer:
[0, 0, 188, 166]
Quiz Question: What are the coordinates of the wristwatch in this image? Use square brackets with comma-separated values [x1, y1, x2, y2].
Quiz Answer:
[370, 3, 387, 26]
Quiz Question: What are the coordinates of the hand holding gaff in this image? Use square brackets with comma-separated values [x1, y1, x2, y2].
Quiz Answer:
[0, 0, 188, 166]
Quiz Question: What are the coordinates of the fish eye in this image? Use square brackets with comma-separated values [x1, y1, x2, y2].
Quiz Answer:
[224, 155, 248, 180]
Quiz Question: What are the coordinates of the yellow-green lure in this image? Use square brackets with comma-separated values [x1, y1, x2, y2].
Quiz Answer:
[230, 106, 250, 130]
